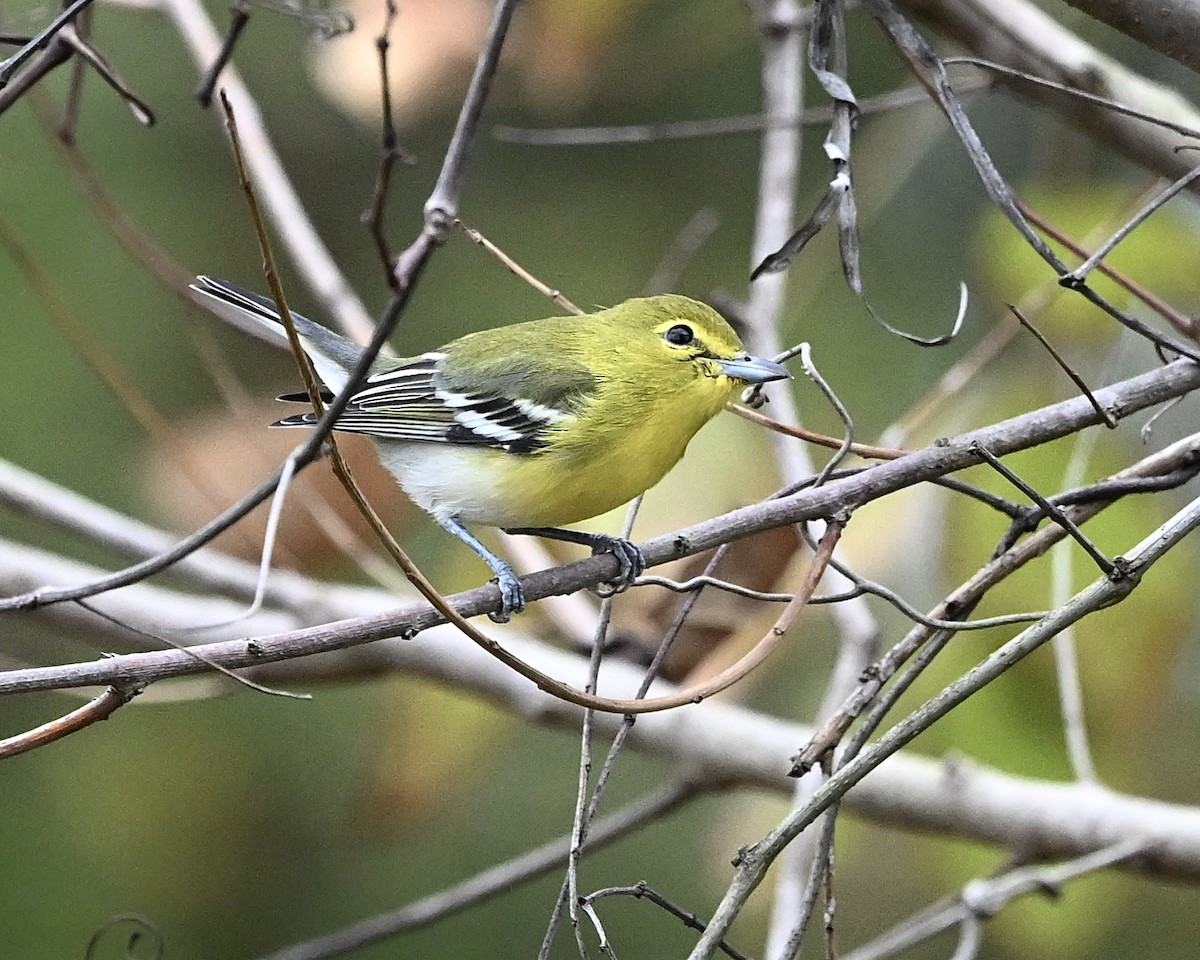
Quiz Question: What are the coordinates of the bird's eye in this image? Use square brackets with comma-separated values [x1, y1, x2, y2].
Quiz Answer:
[664, 324, 695, 346]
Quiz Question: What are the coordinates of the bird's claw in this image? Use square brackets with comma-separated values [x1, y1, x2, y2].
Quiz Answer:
[590, 535, 645, 598]
[488, 568, 525, 623]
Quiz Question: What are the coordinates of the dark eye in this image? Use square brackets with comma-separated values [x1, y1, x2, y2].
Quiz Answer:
[665, 324, 695, 346]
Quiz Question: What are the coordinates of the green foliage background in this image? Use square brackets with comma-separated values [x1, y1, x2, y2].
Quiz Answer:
[1, 1, 1199, 958]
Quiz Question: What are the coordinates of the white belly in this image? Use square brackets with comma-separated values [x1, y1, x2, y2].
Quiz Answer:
[374, 441, 516, 525]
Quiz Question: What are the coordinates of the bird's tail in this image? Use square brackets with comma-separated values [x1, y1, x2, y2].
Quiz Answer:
[189, 276, 363, 392]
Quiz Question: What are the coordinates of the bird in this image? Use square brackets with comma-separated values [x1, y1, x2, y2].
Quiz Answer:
[190, 276, 791, 621]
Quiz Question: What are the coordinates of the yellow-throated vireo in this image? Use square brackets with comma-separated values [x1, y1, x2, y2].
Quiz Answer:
[191, 277, 790, 621]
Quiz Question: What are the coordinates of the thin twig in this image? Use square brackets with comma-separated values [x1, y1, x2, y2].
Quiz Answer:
[687, 493, 1200, 959]
[804, 558, 1048, 631]
[843, 838, 1151, 960]
[636, 573, 792, 604]
[74, 598, 309, 700]
[0, 683, 139, 759]
[0, 0, 94, 86]
[455, 220, 582, 314]
[1060, 163, 1200, 286]
[58, 24, 154, 124]
[254, 779, 710, 960]
[971, 443, 1118, 577]
[363, 0, 412, 291]
[799, 343, 854, 487]
[568, 593, 618, 951]
[1008, 304, 1117, 427]
[580, 882, 752, 960]
[195, 0, 250, 107]
[578, 899, 617, 959]
[492, 78, 987, 146]
[943, 56, 1200, 141]
[727, 403, 908, 460]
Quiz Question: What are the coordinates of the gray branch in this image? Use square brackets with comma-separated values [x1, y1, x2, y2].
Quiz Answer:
[2, 358, 1197, 680]
[5, 540, 1200, 883]
[1064, 0, 1200, 74]
[899, 0, 1200, 187]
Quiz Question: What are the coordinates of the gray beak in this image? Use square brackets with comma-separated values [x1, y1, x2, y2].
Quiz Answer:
[715, 354, 791, 384]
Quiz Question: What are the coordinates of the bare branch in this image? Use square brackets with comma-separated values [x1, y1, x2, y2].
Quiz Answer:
[0, 0, 94, 87]
[253, 780, 707, 960]
[455, 220, 583, 314]
[844, 839, 1152, 960]
[1062, 0, 1200, 75]
[0, 683, 139, 760]
[898, 0, 1200, 187]
[7, 544, 1200, 882]
[687, 492, 1200, 958]
[195, 1, 250, 107]
[1008, 304, 1118, 427]
[4, 360, 1197, 674]
[792, 430, 1200, 774]
[162, 0, 375, 341]
[491, 80, 981, 146]
[580, 882, 752, 960]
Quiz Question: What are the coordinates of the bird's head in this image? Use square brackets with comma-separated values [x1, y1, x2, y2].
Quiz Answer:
[609, 295, 791, 388]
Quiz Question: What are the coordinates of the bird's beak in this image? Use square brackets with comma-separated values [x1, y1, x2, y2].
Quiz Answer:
[715, 354, 791, 384]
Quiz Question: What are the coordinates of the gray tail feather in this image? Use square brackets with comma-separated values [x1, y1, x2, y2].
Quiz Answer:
[190, 276, 365, 391]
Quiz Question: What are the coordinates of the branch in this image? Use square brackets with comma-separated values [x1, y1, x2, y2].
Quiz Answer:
[3, 358, 1197, 661]
[161, 0, 375, 341]
[686, 491, 1200, 958]
[254, 780, 709, 960]
[791, 430, 1200, 774]
[1063, 0, 1200, 75]
[0, 684, 139, 759]
[7, 543, 1200, 883]
[843, 838, 1151, 960]
[898, 0, 1200, 188]
[0, 457, 397, 616]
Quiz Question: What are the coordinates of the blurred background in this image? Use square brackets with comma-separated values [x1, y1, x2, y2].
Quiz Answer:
[2, 0, 1200, 957]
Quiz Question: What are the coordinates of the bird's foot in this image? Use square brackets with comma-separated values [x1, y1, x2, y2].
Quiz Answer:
[488, 566, 526, 623]
[589, 535, 646, 598]
[500, 526, 645, 605]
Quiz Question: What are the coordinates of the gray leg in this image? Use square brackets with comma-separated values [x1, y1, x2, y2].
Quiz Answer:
[439, 516, 524, 623]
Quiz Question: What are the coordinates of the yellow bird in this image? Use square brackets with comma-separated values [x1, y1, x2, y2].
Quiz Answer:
[192, 277, 790, 620]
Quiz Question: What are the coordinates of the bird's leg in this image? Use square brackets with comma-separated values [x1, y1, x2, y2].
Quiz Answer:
[438, 516, 524, 623]
[505, 527, 645, 595]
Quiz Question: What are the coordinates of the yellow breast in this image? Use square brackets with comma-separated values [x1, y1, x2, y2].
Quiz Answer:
[489, 367, 738, 527]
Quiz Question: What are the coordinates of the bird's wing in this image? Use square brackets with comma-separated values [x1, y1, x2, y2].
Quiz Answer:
[275, 351, 598, 454]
